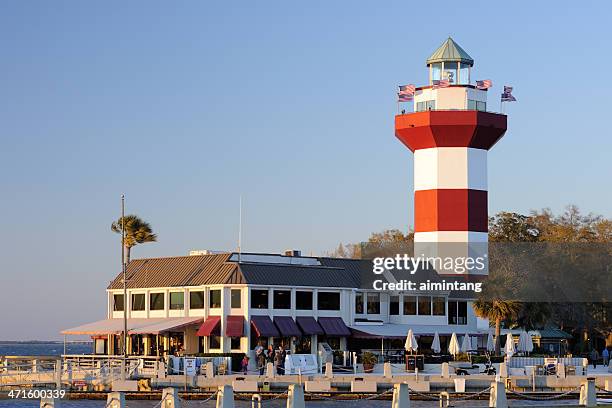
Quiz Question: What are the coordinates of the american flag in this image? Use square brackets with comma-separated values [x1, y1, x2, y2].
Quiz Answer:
[397, 92, 412, 102]
[501, 85, 516, 102]
[476, 79, 492, 90]
[399, 84, 416, 96]
[432, 79, 450, 89]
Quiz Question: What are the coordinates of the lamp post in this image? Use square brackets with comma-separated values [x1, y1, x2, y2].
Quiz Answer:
[121, 194, 127, 380]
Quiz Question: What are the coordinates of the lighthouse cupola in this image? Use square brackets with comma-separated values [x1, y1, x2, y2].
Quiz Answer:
[426, 37, 474, 85]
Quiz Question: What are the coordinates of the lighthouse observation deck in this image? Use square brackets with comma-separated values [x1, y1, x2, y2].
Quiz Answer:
[395, 109, 507, 152]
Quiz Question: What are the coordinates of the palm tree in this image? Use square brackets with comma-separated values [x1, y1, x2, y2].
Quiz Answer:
[111, 215, 157, 263]
[473, 299, 521, 356]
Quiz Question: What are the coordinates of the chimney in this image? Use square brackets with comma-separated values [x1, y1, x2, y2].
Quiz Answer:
[284, 249, 301, 257]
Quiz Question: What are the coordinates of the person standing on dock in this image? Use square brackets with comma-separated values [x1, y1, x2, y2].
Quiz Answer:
[602, 347, 609, 366]
[275, 345, 285, 375]
[589, 348, 599, 369]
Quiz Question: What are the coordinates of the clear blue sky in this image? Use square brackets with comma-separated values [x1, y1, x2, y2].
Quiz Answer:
[1, 1, 610, 340]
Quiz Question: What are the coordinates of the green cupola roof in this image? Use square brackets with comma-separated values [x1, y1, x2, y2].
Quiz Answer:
[426, 37, 474, 66]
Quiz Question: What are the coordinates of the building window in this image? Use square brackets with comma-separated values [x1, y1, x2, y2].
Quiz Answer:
[367, 293, 380, 314]
[433, 297, 446, 316]
[417, 100, 436, 112]
[468, 99, 486, 111]
[231, 289, 241, 308]
[431, 63, 442, 81]
[209, 335, 221, 349]
[131, 294, 145, 311]
[296, 291, 313, 310]
[390, 296, 399, 315]
[448, 300, 468, 325]
[170, 292, 184, 310]
[190, 291, 204, 309]
[458, 301, 467, 324]
[355, 292, 364, 314]
[317, 292, 340, 310]
[230, 336, 241, 350]
[113, 294, 124, 312]
[273, 290, 291, 309]
[251, 289, 269, 309]
[418, 296, 431, 315]
[209, 289, 221, 308]
[403, 295, 416, 315]
[150, 293, 164, 311]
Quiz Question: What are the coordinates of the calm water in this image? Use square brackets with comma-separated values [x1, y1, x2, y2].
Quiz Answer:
[0, 343, 92, 357]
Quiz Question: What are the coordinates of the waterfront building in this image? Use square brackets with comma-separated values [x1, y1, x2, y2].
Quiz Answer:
[63, 250, 488, 358]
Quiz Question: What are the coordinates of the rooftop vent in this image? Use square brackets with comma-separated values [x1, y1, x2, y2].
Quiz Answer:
[189, 250, 221, 256]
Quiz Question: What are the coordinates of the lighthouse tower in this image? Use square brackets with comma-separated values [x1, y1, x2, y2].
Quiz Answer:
[395, 38, 507, 274]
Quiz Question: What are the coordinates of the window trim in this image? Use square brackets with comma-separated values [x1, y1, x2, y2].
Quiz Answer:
[295, 290, 313, 310]
[169, 291, 185, 310]
[149, 292, 165, 311]
[209, 289, 222, 309]
[189, 291, 205, 310]
[317, 291, 341, 311]
[131, 293, 145, 311]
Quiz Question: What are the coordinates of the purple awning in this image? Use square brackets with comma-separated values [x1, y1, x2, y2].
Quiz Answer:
[296, 316, 324, 335]
[251, 315, 280, 337]
[273, 316, 302, 337]
[318, 317, 351, 337]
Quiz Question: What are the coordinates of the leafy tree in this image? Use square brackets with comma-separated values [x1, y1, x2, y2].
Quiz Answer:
[489, 212, 539, 242]
[111, 215, 157, 263]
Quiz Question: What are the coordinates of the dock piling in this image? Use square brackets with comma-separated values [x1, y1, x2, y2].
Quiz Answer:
[287, 384, 305, 408]
[324, 362, 333, 378]
[40, 398, 61, 408]
[579, 377, 597, 407]
[161, 387, 181, 408]
[489, 381, 508, 408]
[106, 392, 126, 408]
[391, 383, 410, 408]
[216, 384, 235, 408]
[384, 362, 392, 378]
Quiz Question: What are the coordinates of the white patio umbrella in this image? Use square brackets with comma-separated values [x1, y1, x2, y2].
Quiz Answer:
[448, 332, 460, 357]
[486, 331, 495, 352]
[431, 332, 441, 354]
[461, 334, 472, 353]
[505, 333, 516, 357]
[404, 329, 418, 353]
[517, 331, 529, 353]
[518, 330, 534, 354]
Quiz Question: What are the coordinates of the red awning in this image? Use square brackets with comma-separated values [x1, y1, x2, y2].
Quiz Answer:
[196, 316, 221, 336]
[273, 316, 302, 337]
[318, 317, 351, 336]
[226, 316, 245, 337]
[296, 316, 324, 335]
[251, 315, 280, 337]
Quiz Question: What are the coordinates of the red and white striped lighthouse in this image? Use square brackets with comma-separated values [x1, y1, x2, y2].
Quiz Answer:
[395, 38, 507, 274]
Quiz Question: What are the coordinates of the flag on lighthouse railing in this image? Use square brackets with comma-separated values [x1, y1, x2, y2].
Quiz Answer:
[399, 84, 416, 95]
[397, 84, 415, 102]
[397, 92, 412, 102]
[501, 85, 517, 102]
[432, 79, 450, 89]
[476, 79, 492, 90]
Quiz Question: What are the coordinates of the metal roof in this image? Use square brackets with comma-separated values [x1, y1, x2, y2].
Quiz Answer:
[426, 37, 474, 66]
[107, 253, 366, 290]
[107, 253, 240, 289]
